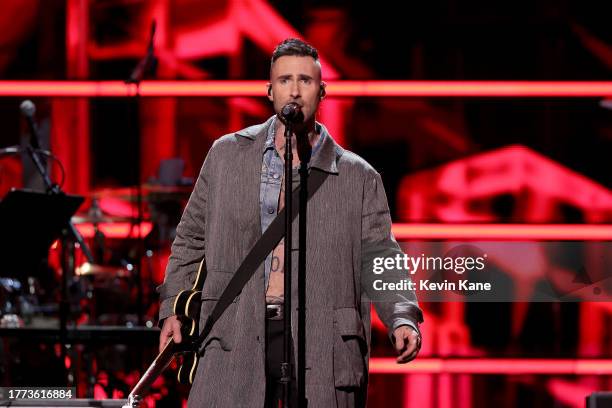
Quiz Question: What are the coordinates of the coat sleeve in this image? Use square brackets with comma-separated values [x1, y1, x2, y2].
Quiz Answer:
[360, 170, 424, 339]
[156, 142, 216, 324]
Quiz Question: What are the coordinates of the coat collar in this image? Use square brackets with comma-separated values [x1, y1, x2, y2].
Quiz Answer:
[234, 115, 343, 174]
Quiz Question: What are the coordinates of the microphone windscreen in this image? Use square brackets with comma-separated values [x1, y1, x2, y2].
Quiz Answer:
[20, 100, 36, 118]
[280, 103, 304, 123]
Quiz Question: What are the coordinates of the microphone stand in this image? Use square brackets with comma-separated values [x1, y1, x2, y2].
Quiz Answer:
[125, 20, 157, 326]
[22, 109, 95, 273]
[296, 132, 311, 408]
[22, 110, 94, 388]
[281, 122, 294, 408]
[281, 122, 312, 408]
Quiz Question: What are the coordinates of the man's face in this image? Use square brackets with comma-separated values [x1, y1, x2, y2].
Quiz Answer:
[268, 55, 323, 125]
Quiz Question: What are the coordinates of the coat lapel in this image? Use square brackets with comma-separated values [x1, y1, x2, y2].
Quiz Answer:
[234, 117, 275, 241]
[309, 123, 344, 175]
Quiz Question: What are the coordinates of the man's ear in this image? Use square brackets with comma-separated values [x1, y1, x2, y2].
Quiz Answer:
[319, 81, 327, 100]
[267, 83, 273, 101]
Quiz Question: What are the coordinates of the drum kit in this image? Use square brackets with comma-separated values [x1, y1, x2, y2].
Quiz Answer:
[0, 184, 191, 329]
[0, 181, 194, 401]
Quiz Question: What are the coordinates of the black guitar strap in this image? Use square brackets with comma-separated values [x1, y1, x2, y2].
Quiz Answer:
[194, 169, 330, 349]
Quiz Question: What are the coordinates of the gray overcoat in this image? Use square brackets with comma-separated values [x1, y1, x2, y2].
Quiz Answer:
[157, 116, 423, 407]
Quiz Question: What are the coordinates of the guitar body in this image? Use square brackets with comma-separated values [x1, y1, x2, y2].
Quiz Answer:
[172, 259, 207, 385]
[123, 259, 207, 407]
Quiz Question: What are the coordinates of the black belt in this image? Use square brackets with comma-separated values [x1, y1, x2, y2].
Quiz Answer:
[266, 304, 284, 320]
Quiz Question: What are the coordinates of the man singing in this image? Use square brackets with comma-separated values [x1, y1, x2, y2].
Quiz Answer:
[157, 38, 423, 407]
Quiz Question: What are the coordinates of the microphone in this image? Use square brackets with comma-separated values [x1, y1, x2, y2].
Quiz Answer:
[20, 99, 41, 149]
[20, 99, 35, 118]
[127, 20, 157, 83]
[279, 102, 304, 125]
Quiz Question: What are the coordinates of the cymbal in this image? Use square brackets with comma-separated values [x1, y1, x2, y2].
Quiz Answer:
[72, 214, 140, 224]
[76, 263, 131, 278]
[89, 184, 192, 201]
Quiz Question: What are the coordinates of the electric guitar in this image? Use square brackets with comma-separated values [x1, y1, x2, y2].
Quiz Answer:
[123, 259, 206, 408]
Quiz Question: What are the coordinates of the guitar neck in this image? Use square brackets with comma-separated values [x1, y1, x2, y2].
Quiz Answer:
[127, 340, 177, 401]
